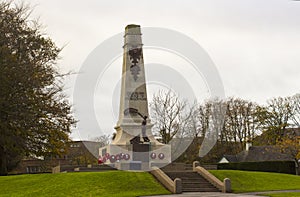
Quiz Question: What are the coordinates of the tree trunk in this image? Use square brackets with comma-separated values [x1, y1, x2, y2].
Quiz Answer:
[295, 159, 299, 175]
[0, 146, 8, 175]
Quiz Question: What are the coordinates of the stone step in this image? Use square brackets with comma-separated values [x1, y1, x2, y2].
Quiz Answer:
[183, 182, 215, 185]
[185, 186, 214, 189]
[161, 163, 217, 171]
[163, 170, 220, 193]
[182, 179, 208, 183]
[183, 181, 212, 184]
[182, 182, 213, 185]
[182, 184, 217, 189]
[165, 171, 204, 178]
[184, 164, 193, 171]
[183, 188, 220, 192]
[202, 164, 218, 170]
[160, 163, 194, 172]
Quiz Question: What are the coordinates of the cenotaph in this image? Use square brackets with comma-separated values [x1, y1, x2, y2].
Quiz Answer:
[99, 24, 171, 170]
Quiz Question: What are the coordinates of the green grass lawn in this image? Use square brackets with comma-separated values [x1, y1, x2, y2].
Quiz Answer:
[0, 171, 170, 197]
[210, 170, 300, 193]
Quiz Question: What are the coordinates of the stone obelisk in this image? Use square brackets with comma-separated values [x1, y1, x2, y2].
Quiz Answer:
[99, 25, 170, 170]
[113, 24, 154, 145]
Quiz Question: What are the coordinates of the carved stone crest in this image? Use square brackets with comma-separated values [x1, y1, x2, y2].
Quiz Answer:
[129, 48, 142, 81]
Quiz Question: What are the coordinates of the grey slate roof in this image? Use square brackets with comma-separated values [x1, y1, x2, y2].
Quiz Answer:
[222, 155, 238, 163]
[221, 145, 294, 163]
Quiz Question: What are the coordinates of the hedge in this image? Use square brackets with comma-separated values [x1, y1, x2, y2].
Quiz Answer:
[217, 161, 296, 174]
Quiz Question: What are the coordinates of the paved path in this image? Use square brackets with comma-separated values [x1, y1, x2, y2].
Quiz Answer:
[142, 192, 258, 197]
[142, 190, 300, 197]
[245, 190, 300, 195]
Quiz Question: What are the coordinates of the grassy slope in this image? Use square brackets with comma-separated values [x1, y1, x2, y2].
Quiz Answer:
[210, 170, 300, 193]
[0, 171, 170, 197]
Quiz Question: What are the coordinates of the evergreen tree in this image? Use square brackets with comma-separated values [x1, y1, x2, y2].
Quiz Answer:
[0, 2, 75, 175]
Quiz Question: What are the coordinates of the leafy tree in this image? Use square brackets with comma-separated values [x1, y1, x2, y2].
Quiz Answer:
[0, 2, 75, 175]
[276, 136, 300, 175]
[256, 97, 294, 145]
[277, 137, 300, 160]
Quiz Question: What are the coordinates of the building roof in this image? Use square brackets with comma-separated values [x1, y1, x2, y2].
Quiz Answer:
[221, 145, 294, 163]
[222, 155, 238, 163]
[70, 141, 102, 158]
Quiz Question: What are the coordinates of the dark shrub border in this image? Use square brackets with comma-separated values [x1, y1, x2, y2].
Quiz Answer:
[218, 161, 296, 174]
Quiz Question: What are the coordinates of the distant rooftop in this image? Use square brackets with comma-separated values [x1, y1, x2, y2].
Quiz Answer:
[221, 145, 294, 163]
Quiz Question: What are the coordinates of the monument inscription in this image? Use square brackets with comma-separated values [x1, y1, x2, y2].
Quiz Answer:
[126, 91, 146, 100]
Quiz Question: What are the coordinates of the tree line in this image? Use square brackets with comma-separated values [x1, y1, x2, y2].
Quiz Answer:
[150, 90, 300, 162]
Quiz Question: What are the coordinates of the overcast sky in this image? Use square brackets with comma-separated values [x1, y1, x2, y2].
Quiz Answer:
[24, 0, 300, 140]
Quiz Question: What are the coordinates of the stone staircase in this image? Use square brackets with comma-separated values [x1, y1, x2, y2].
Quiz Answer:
[162, 163, 220, 192]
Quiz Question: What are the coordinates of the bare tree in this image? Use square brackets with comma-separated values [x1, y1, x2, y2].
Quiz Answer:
[187, 102, 211, 138]
[224, 98, 259, 149]
[291, 94, 300, 128]
[150, 90, 191, 144]
[199, 98, 226, 157]
[92, 135, 111, 148]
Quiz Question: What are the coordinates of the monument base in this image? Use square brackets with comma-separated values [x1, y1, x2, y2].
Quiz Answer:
[99, 143, 171, 171]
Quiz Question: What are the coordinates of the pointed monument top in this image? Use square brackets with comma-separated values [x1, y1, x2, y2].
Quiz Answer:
[126, 24, 140, 29]
[125, 24, 141, 35]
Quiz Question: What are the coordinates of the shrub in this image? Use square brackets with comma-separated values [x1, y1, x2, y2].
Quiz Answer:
[217, 161, 296, 174]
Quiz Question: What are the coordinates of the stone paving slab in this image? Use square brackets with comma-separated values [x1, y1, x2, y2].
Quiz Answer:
[245, 190, 300, 195]
[141, 192, 258, 197]
[142, 190, 300, 197]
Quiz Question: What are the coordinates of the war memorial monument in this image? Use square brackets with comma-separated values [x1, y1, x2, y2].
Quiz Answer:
[99, 25, 171, 170]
